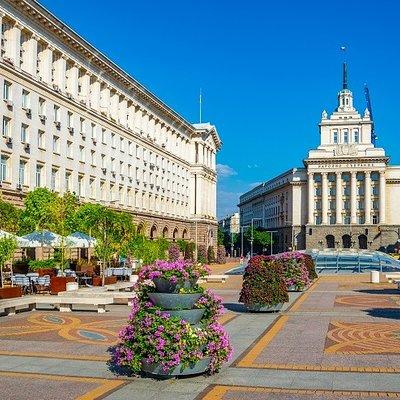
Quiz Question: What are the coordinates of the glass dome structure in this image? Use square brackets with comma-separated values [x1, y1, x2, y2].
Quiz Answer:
[306, 249, 400, 273]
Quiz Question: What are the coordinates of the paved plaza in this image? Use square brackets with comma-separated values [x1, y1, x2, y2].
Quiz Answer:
[1, 273, 400, 399]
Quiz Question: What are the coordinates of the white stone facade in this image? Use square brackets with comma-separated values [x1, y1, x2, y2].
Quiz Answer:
[0, 0, 221, 245]
[239, 65, 400, 251]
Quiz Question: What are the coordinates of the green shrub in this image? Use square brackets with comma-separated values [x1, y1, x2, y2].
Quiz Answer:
[207, 246, 215, 263]
[28, 259, 57, 271]
[239, 257, 288, 307]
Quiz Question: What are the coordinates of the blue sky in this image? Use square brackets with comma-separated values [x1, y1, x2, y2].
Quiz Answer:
[40, 0, 400, 219]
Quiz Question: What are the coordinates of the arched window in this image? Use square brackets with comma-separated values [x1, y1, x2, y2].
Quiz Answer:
[326, 235, 335, 249]
[358, 234, 368, 249]
[342, 234, 351, 249]
[182, 229, 187, 239]
[150, 225, 157, 240]
[172, 228, 178, 241]
[162, 227, 168, 238]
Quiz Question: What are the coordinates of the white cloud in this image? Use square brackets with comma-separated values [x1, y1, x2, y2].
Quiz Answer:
[217, 190, 241, 219]
[216, 164, 237, 178]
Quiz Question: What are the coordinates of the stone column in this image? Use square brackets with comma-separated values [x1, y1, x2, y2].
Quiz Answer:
[336, 172, 342, 224]
[81, 71, 92, 105]
[7, 21, 22, 65]
[350, 171, 357, 224]
[307, 172, 314, 224]
[66, 63, 79, 97]
[100, 84, 111, 116]
[90, 78, 101, 111]
[364, 171, 371, 224]
[41, 44, 54, 84]
[322, 172, 328, 224]
[54, 54, 67, 91]
[379, 171, 386, 224]
[0, 13, 4, 56]
[119, 97, 128, 126]
[24, 33, 38, 76]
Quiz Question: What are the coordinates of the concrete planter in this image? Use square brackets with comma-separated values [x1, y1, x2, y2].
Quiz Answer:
[166, 308, 205, 325]
[142, 357, 211, 377]
[245, 303, 283, 312]
[153, 277, 197, 293]
[148, 292, 202, 310]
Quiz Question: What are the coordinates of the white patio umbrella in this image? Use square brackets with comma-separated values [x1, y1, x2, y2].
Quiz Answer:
[19, 230, 79, 248]
[68, 232, 97, 248]
[0, 230, 29, 247]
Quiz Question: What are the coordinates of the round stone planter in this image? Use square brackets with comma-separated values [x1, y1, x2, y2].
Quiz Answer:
[166, 308, 205, 325]
[148, 292, 202, 310]
[153, 277, 197, 293]
[245, 303, 283, 312]
[142, 357, 211, 377]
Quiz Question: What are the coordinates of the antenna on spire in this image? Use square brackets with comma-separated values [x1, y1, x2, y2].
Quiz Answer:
[340, 46, 348, 89]
[199, 88, 202, 123]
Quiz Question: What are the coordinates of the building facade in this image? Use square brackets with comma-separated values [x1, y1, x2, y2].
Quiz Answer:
[0, 0, 221, 248]
[239, 65, 400, 251]
[218, 212, 240, 235]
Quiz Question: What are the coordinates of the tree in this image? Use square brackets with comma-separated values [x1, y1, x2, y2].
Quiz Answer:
[0, 236, 17, 287]
[217, 228, 225, 246]
[48, 192, 79, 271]
[19, 188, 57, 234]
[0, 198, 21, 233]
[244, 227, 273, 254]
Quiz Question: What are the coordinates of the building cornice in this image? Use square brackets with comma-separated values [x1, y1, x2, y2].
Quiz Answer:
[304, 156, 390, 167]
[3, 0, 202, 138]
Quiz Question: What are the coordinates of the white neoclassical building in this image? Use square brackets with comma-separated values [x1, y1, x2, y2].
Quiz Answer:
[239, 64, 400, 251]
[0, 0, 221, 247]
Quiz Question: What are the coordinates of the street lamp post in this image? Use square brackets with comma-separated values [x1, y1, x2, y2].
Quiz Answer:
[240, 224, 250, 258]
[269, 230, 278, 255]
[250, 218, 262, 258]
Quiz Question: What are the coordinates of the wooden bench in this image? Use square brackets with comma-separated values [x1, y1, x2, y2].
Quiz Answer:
[0, 297, 36, 316]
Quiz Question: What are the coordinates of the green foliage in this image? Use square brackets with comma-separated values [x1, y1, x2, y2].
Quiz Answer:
[19, 188, 57, 234]
[239, 256, 289, 307]
[217, 228, 225, 246]
[28, 258, 56, 271]
[197, 244, 207, 264]
[123, 235, 168, 265]
[0, 199, 21, 233]
[207, 246, 215, 263]
[0, 236, 17, 269]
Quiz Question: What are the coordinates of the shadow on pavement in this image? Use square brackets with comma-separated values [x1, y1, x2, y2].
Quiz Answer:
[356, 288, 400, 295]
[364, 308, 400, 320]
[223, 302, 247, 312]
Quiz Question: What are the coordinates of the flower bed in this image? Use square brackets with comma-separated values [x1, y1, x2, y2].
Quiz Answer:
[275, 252, 311, 291]
[112, 260, 232, 376]
[239, 258, 288, 311]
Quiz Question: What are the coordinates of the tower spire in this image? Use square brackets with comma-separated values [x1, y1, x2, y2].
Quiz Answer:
[342, 62, 348, 90]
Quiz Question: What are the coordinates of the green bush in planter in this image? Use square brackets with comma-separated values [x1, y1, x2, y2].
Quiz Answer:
[303, 254, 318, 280]
[239, 257, 288, 307]
[28, 258, 57, 271]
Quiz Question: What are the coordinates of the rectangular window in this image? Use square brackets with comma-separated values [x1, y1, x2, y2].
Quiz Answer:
[344, 200, 350, 210]
[80, 117, 85, 133]
[78, 176, 84, 197]
[67, 141, 73, 158]
[357, 186, 364, 195]
[37, 130, 45, 148]
[22, 89, 30, 109]
[35, 164, 43, 187]
[333, 129, 338, 144]
[329, 214, 336, 225]
[38, 98, 46, 115]
[65, 172, 71, 192]
[67, 111, 73, 127]
[358, 201, 364, 210]
[91, 123, 96, 139]
[54, 105, 60, 122]
[343, 129, 349, 143]
[372, 186, 379, 195]
[52, 136, 60, 153]
[0, 154, 8, 181]
[128, 141, 133, 155]
[79, 146, 85, 162]
[3, 80, 11, 100]
[354, 128, 359, 143]
[101, 128, 106, 143]
[315, 187, 322, 196]
[101, 154, 106, 168]
[18, 160, 26, 185]
[315, 215, 322, 225]
[100, 181, 106, 201]
[329, 187, 336, 196]
[358, 215, 365, 224]
[372, 200, 379, 210]
[372, 215, 378, 224]
[51, 168, 58, 191]
[89, 178, 95, 198]
[2, 116, 10, 137]
[343, 215, 351, 224]
[343, 186, 350, 196]
[111, 133, 116, 147]
[21, 124, 28, 143]
[90, 150, 95, 165]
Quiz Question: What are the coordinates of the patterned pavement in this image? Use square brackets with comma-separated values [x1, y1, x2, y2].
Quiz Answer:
[1, 273, 400, 399]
